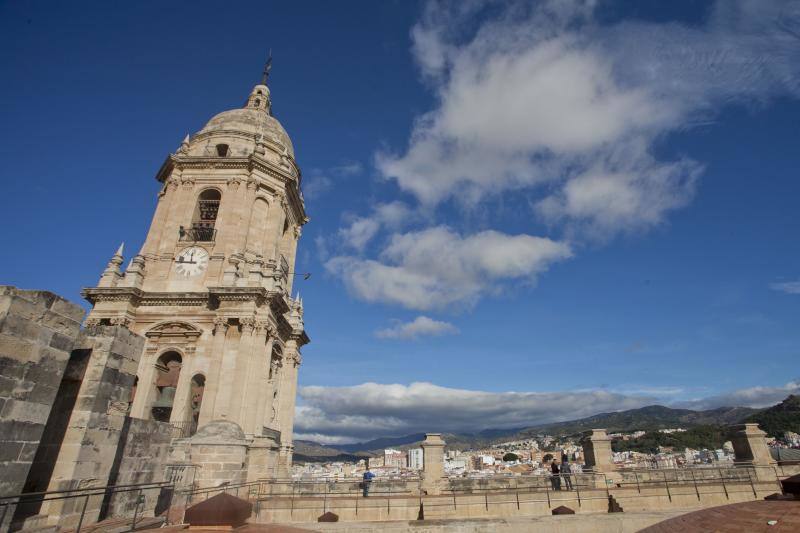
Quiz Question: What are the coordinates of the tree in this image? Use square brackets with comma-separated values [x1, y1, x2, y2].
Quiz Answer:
[503, 452, 519, 462]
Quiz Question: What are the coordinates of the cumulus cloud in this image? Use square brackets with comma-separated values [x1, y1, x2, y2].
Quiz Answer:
[375, 316, 459, 340]
[325, 0, 800, 310]
[678, 379, 800, 411]
[295, 378, 800, 443]
[326, 226, 572, 310]
[378, 0, 800, 237]
[770, 280, 800, 294]
[295, 381, 654, 442]
[338, 201, 418, 251]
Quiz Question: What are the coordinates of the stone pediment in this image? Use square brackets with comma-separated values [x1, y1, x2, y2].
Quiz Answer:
[145, 321, 202, 340]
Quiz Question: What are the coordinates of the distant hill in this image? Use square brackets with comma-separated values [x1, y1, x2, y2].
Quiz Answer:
[293, 402, 770, 460]
[516, 405, 762, 438]
[745, 395, 800, 438]
[336, 433, 427, 454]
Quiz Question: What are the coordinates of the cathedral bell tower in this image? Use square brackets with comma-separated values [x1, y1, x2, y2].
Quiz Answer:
[83, 66, 309, 480]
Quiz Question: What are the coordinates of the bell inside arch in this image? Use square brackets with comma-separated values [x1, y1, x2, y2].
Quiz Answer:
[152, 386, 177, 408]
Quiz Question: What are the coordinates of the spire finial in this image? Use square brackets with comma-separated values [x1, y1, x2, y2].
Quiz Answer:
[261, 49, 273, 86]
[115, 242, 125, 258]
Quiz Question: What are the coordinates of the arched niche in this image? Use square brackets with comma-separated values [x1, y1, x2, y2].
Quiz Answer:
[152, 350, 182, 422]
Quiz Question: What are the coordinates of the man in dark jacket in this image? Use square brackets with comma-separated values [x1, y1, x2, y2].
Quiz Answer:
[560, 459, 573, 490]
[550, 461, 561, 490]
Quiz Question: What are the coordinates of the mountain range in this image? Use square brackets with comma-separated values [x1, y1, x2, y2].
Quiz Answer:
[293, 399, 800, 462]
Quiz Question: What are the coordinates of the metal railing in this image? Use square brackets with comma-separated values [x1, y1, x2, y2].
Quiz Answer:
[0, 481, 174, 533]
[170, 420, 198, 439]
[178, 225, 216, 242]
[245, 465, 784, 520]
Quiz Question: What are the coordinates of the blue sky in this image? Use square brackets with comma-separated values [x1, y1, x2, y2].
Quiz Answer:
[1, 1, 799, 443]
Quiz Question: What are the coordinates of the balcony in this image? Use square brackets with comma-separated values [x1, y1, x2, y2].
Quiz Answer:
[179, 225, 216, 242]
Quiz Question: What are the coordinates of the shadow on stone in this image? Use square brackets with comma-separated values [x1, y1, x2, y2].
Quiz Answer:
[552, 505, 575, 515]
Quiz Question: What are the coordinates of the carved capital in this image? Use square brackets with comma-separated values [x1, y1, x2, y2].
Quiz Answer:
[240, 316, 256, 334]
[246, 177, 259, 191]
[213, 317, 229, 335]
[166, 177, 180, 190]
[227, 176, 243, 190]
[110, 317, 132, 328]
[180, 175, 195, 188]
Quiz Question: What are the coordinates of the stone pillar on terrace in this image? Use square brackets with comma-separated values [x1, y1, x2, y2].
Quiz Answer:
[420, 433, 446, 495]
[582, 429, 619, 485]
[728, 423, 778, 481]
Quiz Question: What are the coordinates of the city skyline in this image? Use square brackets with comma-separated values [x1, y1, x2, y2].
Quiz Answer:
[1, 0, 799, 444]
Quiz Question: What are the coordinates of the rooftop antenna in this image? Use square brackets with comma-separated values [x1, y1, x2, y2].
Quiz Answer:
[261, 49, 273, 85]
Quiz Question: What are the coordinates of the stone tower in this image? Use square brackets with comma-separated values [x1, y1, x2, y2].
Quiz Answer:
[83, 70, 309, 479]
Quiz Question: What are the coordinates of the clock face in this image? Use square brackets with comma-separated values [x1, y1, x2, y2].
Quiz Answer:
[175, 246, 209, 277]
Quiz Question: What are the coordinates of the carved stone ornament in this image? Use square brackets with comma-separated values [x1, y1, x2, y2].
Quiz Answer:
[110, 317, 132, 328]
[84, 318, 101, 328]
[213, 317, 229, 335]
[167, 176, 180, 190]
[246, 177, 259, 191]
[227, 176, 243, 189]
[180, 175, 196, 188]
[293, 225, 302, 239]
[240, 316, 256, 333]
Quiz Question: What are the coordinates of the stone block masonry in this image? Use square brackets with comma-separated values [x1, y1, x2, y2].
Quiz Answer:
[0, 286, 84, 498]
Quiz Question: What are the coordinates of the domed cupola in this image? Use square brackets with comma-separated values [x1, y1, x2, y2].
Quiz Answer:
[184, 57, 295, 160]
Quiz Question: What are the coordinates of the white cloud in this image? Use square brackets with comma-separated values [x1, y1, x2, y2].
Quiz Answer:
[295, 378, 800, 442]
[338, 201, 418, 251]
[376, 316, 459, 340]
[770, 280, 800, 294]
[378, 0, 800, 238]
[678, 379, 800, 411]
[295, 381, 654, 442]
[326, 226, 572, 310]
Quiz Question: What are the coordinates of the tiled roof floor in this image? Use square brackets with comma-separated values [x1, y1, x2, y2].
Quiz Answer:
[641, 500, 800, 532]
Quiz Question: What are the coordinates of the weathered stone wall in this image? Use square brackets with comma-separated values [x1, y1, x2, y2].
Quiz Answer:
[0, 286, 84, 498]
[105, 417, 173, 518]
[38, 325, 146, 528]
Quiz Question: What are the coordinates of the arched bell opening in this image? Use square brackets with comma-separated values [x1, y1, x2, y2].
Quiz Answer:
[151, 351, 182, 422]
[189, 373, 205, 437]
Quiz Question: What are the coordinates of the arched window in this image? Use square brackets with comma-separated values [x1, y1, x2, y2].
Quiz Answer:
[190, 189, 221, 241]
[189, 374, 205, 436]
[151, 351, 182, 422]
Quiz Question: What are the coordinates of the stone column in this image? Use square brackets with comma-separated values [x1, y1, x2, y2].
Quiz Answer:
[228, 317, 257, 426]
[582, 429, 619, 485]
[420, 433, 446, 495]
[728, 423, 778, 481]
[211, 321, 240, 421]
[199, 318, 228, 427]
[129, 344, 158, 419]
[169, 346, 195, 427]
[275, 339, 300, 477]
[241, 322, 270, 436]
